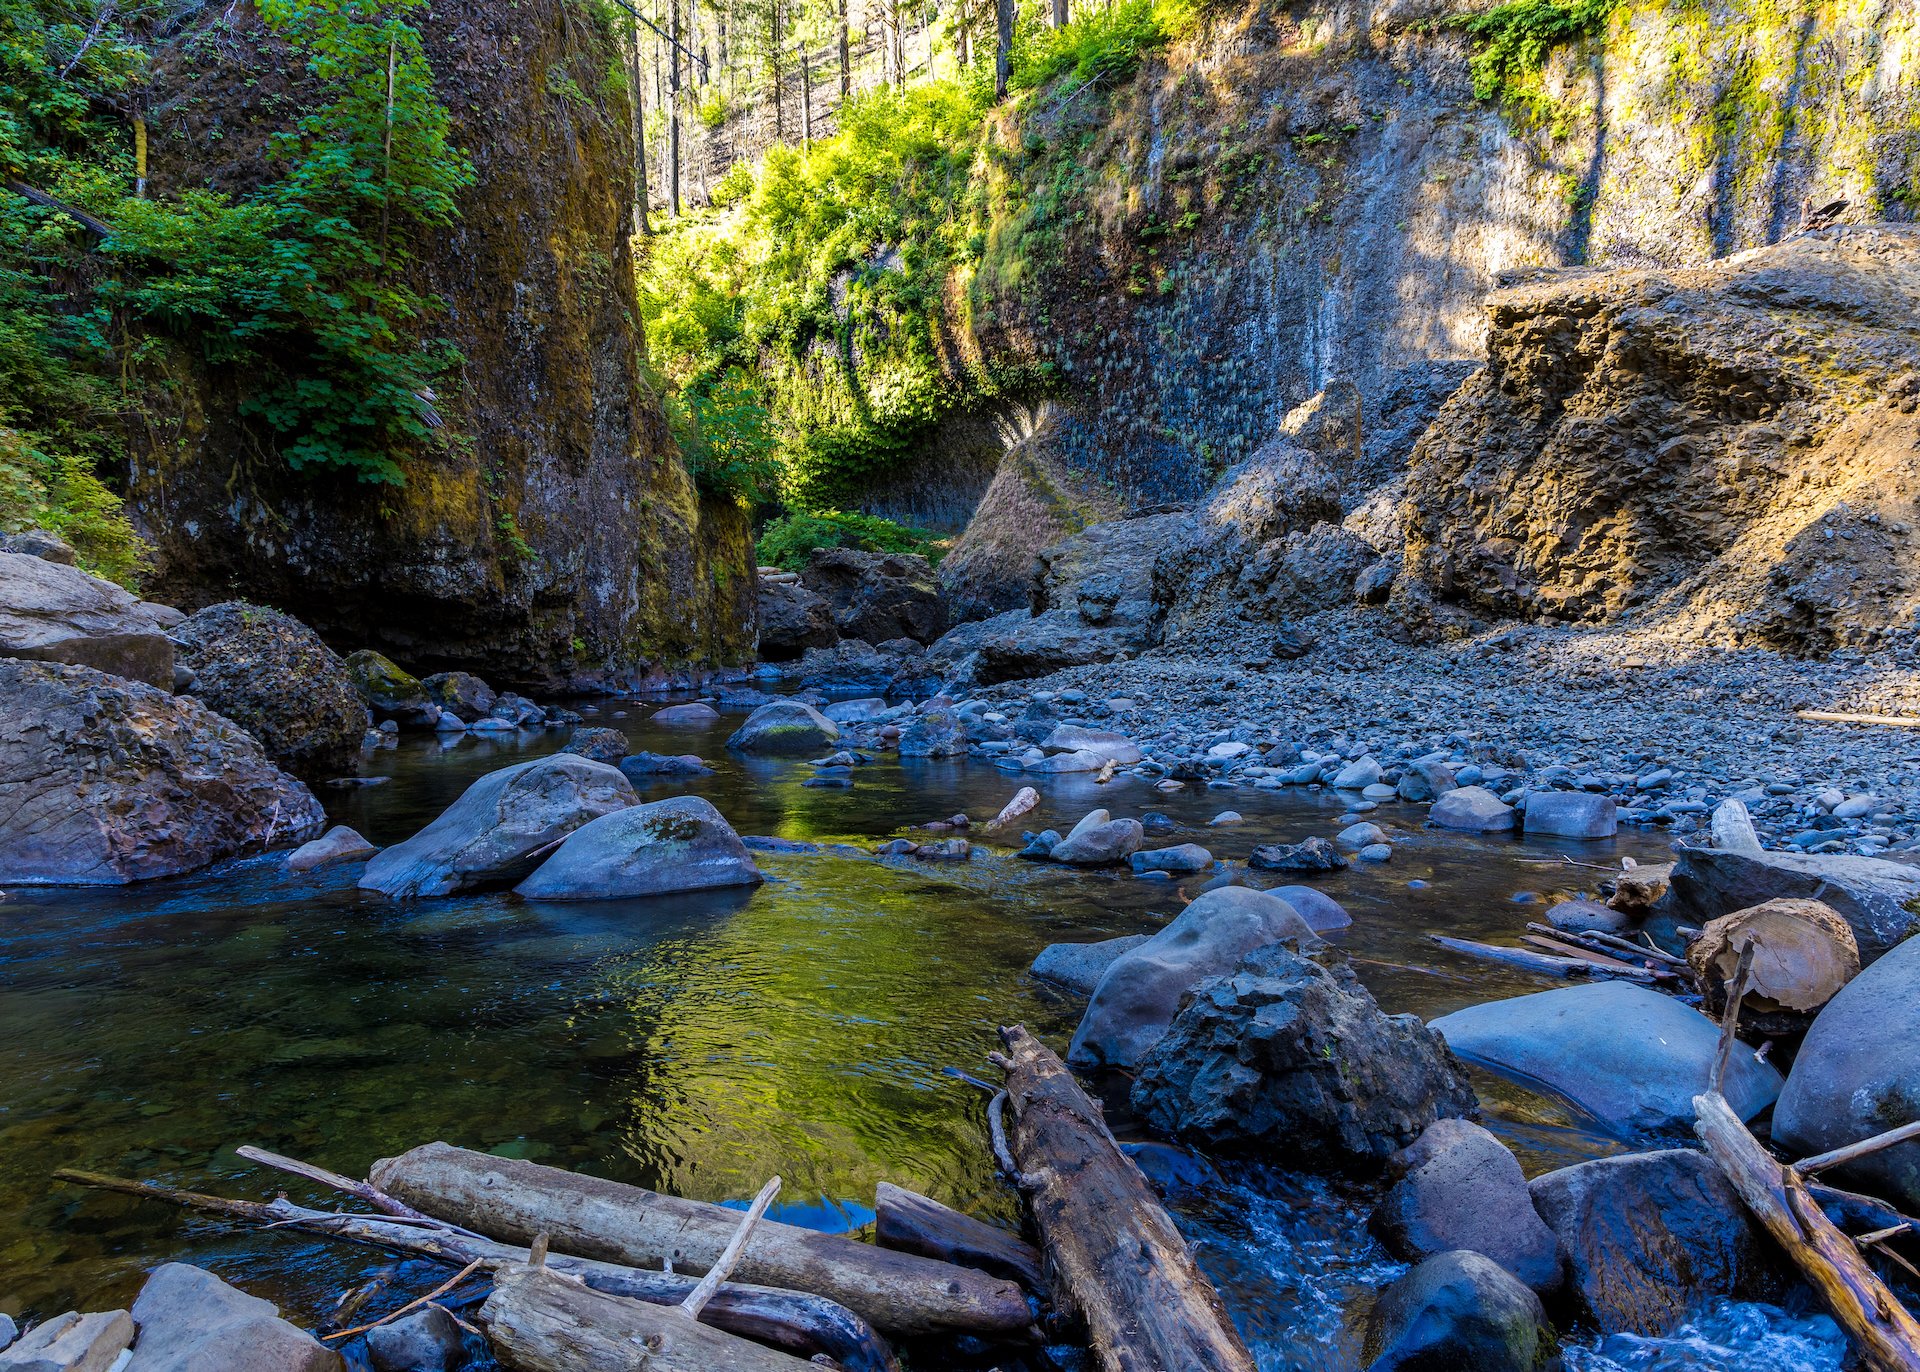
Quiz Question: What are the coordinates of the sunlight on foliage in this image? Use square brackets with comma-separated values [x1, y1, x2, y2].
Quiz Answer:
[756, 508, 945, 570]
[1458, 0, 1619, 102]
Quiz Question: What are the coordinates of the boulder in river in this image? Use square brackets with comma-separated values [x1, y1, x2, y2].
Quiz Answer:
[561, 726, 630, 764]
[515, 795, 763, 900]
[1030, 935, 1151, 994]
[364, 1304, 464, 1372]
[0, 660, 325, 885]
[360, 755, 636, 898]
[0, 550, 181, 688]
[1429, 981, 1781, 1139]
[1049, 816, 1145, 866]
[1247, 836, 1348, 873]
[1131, 941, 1477, 1166]
[1521, 791, 1617, 839]
[619, 751, 711, 779]
[419, 670, 497, 723]
[1666, 837, 1920, 962]
[727, 699, 840, 754]
[1069, 886, 1322, 1068]
[1370, 1119, 1563, 1292]
[650, 701, 721, 727]
[344, 649, 432, 724]
[1430, 786, 1516, 832]
[1363, 1250, 1548, 1372]
[2, 1308, 134, 1369]
[129, 1261, 343, 1371]
[1130, 843, 1213, 875]
[1270, 884, 1354, 931]
[1040, 724, 1142, 765]
[898, 707, 967, 758]
[1773, 931, 1920, 1210]
[757, 575, 838, 659]
[1527, 1149, 1783, 1336]
[286, 826, 376, 873]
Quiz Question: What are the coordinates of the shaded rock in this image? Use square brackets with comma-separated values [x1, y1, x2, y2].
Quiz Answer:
[360, 755, 636, 898]
[1040, 725, 1142, 765]
[757, 576, 838, 660]
[1666, 841, 1920, 962]
[0, 551, 178, 688]
[727, 699, 840, 754]
[127, 1261, 342, 1371]
[1429, 981, 1781, 1139]
[0, 527, 75, 563]
[1545, 898, 1633, 935]
[1363, 1251, 1547, 1372]
[364, 1304, 463, 1372]
[1068, 887, 1323, 1068]
[650, 701, 721, 726]
[618, 751, 711, 779]
[419, 671, 496, 724]
[1528, 1150, 1782, 1336]
[1609, 861, 1673, 917]
[1118, 1141, 1221, 1198]
[562, 726, 629, 764]
[1131, 843, 1213, 874]
[899, 707, 967, 758]
[800, 548, 946, 645]
[0, 1309, 132, 1372]
[1430, 786, 1515, 832]
[1030, 935, 1151, 994]
[913, 837, 972, 861]
[1398, 761, 1457, 803]
[286, 826, 376, 873]
[1028, 747, 1104, 773]
[1774, 932, 1920, 1210]
[1371, 1119, 1563, 1291]
[1248, 836, 1348, 873]
[1131, 941, 1477, 1167]
[515, 795, 762, 900]
[1049, 817, 1145, 866]
[1018, 829, 1062, 860]
[0, 660, 324, 885]
[1522, 792, 1617, 840]
[822, 697, 889, 723]
[1271, 885, 1355, 932]
[1337, 822, 1388, 849]
[344, 650, 431, 724]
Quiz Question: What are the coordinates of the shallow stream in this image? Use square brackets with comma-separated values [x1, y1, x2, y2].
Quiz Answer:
[0, 698, 1845, 1369]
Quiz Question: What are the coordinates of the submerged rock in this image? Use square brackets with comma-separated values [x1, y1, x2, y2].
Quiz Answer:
[0, 660, 324, 885]
[1247, 836, 1348, 873]
[286, 826, 376, 873]
[1429, 981, 1781, 1139]
[1069, 887, 1321, 1068]
[1270, 884, 1355, 931]
[727, 699, 840, 754]
[650, 701, 721, 727]
[1030, 935, 1150, 994]
[360, 755, 636, 898]
[515, 795, 763, 900]
[1522, 791, 1617, 839]
[618, 751, 711, 779]
[1363, 1250, 1548, 1372]
[128, 1261, 342, 1371]
[364, 1304, 464, 1372]
[0, 550, 180, 688]
[1131, 941, 1477, 1166]
[1430, 786, 1516, 832]
[1130, 843, 1213, 874]
[1370, 1119, 1563, 1292]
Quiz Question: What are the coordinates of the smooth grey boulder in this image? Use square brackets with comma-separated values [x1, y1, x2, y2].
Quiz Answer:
[285, 825, 376, 873]
[1028, 747, 1105, 773]
[1271, 884, 1354, 931]
[1545, 897, 1633, 935]
[1039, 724, 1142, 764]
[515, 795, 764, 901]
[0, 1309, 133, 1372]
[1370, 1119, 1563, 1291]
[899, 707, 967, 758]
[1030, 935, 1150, 993]
[1528, 1150, 1782, 1336]
[619, 751, 712, 780]
[651, 702, 721, 727]
[1430, 786, 1515, 832]
[1774, 932, 1920, 1209]
[1130, 843, 1213, 874]
[0, 550, 179, 688]
[1050, 818, 1145, 866]
[1364, 1251, 1548, 1372]
[363, 1305, 463, 1372]
[1522, 791, 1617, 839]
[1131, 941, 1477, 1166]
[0, 1314, 14, 1353]
[1397, 760, 1457, 803]
[1068, 887, 1322, 1067]
[726, 699, 840, 754]
[0, 527, 75, 562]
[1666, 840, 1920, 962]
[127, 1262, 341, 1371]
[360, 755, 636, 898]
[822, 697, 888, 723]
[1429, 981, 1781, 1139]
[561, 726, 629, 764]
[1332, 755, 1381, 790]
[0, 660, 325, 886]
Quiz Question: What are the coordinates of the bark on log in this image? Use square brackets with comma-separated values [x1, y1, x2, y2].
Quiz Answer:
[1693, 1091, 1920, 1372]
[874, 1182, 1045, 1292]
[993, 1024, 1256, 1372]
[481, 1264, 818, 1371]
[370, 1143, 1030, 1340]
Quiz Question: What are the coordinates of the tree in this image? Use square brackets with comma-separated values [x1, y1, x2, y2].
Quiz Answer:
[837, 0, 849, 98]
[993, 0, 1011, 99]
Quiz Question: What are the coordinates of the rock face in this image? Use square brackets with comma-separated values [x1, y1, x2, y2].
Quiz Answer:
[1400, 226, 1920, 651]
[124, 0, 754, 686]
[1666, 840, 1920, 962]
[0, 551, 181, 688]
[726, 699, 841, 754]
[1131, 941, 1477, 1166]
[128, 1261, 342, 1371]
[799, 549, 947, 645]
[360, 755, 636, 898]
[1363, 1250, 1548, 1372]
[1371, 1119, 1563, 1292]
[1069, 886, 1321, 1068]
[175, 602, 372, 776]
[1774, 933, 1920, 1210]
[0, 660, 324, 885]
[756, 574, 838, 660]
[516, 795, 762, 900]
[1429, 981, 1782, 1139]
[1528, 1150, 1781, 1336]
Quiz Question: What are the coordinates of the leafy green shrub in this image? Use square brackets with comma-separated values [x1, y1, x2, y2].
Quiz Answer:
[757, 509, 944, 569]
[1457, 0, 1619, 101]
[670, 365, 780, 503]
[1012, 0, 1193, 92]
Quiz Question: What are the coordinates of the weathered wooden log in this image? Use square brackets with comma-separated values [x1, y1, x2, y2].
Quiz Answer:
[52, 1170, 898, 1372]
[874, 1182, 1045, 1292]
[1688, 899, 1860, 1016]
[993, 1024, 1256, 1372]
[369, 1143, 1030, 1340]
[1694, 1092, 1920, 1372]
[1431, 934, 1656, 981]
[481, 1264, 818, 1371]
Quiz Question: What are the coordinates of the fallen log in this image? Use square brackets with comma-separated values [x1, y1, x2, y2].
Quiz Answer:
[369, 1143, 1030, 1340]
[993, 1024, 1256, 1372]
[481, 1263, 817, 1371]
[1693, 1091, 1920, 1372]
[52, 1170, 898, 1372]
[874, 1182, 1045, 1292]
[1431, 934, 1656, 981]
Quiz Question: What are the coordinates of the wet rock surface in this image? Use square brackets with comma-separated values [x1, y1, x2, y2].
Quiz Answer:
[127, 1261, 342, 1371]
[1370, 1119, 1563, 1292]
[1362, 1250, 1549, 1372]
[514, 795, 764, 900]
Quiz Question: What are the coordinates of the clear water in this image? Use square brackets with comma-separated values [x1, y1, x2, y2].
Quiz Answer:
[0, 700, 1839, 1369]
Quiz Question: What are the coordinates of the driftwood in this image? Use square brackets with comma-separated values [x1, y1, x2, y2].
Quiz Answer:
[1688, 899, 1860, 1016]
[1520, 933, 1657, 973]
[1693, 1092, 1920, 1372]
[1429, 935, 1657, 981]
[993, 1024, 1256, 1372]
[369, 1143, 1030, 1340]
[237, 1144, 439, 1222]
[481, 1263, 818, 1371]
[874, 1182, 1046, 1292]
[1523, 923, 1688, 972]
[52, 1170, 899, 1372]
[683, 1177, 781, 1319]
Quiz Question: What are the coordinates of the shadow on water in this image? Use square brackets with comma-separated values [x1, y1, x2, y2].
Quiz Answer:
[0, 701, 1845, 1368]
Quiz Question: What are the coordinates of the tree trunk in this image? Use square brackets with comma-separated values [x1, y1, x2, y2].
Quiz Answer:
[838, 0, 850, 97]
[370, 1143, 1031, 1341]
[993, 1025, 1258, 1372]
[993, 0, 1011, 102]
[668, 0, 682, 215]
[1050, 0, 1067, 26]
[800, 54, 812, 145]
[874, 1182, 1045, 1292]
[626, 19, 652, 235]
[770, 0, 783, 139]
